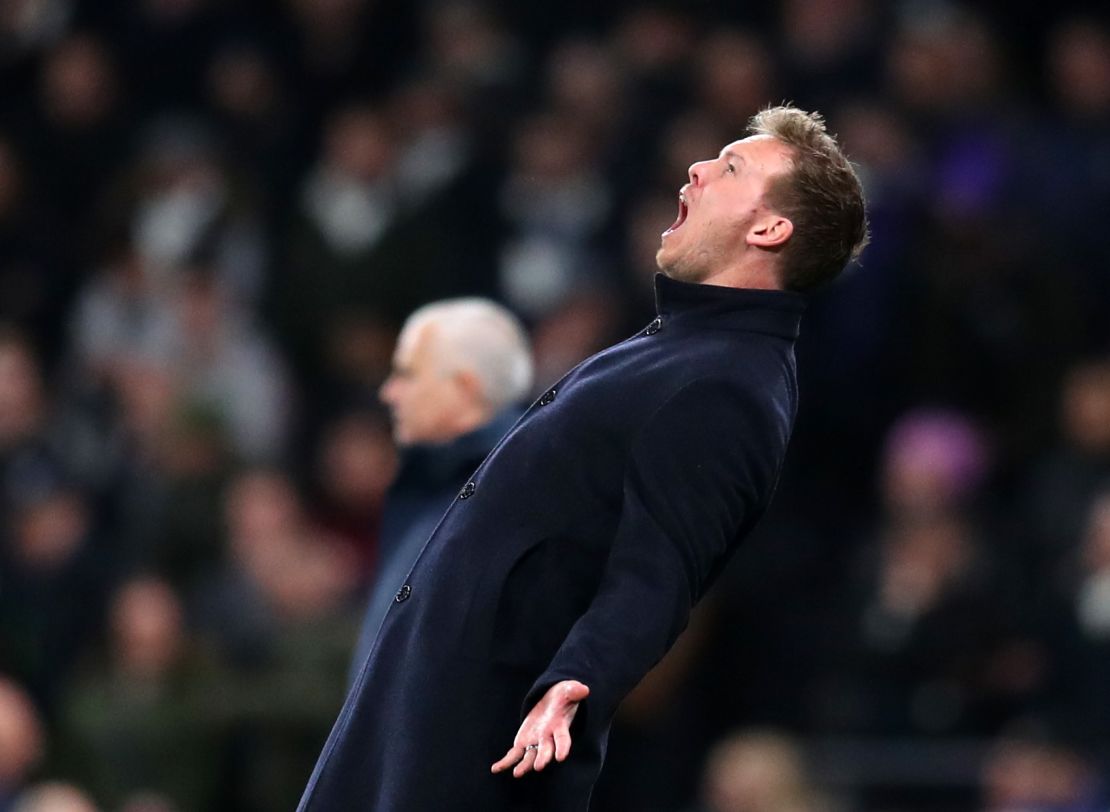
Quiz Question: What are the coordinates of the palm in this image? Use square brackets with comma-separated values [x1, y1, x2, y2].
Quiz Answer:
[490, 680, 590, 778]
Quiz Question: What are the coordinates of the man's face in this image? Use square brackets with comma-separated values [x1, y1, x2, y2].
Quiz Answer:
[379, 322, 469, 446]
[656, 135, 794, 282]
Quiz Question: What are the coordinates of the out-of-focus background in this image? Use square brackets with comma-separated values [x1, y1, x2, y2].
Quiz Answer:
[1, 0, 1109, 809]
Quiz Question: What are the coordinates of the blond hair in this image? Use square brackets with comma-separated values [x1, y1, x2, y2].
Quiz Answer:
[748, 105, 870, 291]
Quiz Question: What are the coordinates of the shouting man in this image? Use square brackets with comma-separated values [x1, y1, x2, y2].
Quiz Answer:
[298, 105, 868, 811]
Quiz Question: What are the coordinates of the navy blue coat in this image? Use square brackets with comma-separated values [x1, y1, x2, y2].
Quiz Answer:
[298, 274, 804, 811]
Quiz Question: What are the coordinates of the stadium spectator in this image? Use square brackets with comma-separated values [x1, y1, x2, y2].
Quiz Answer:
[10, 782, 97, 812]
[694, 730, 832, 812]
[0, 678, 44, 810]
[56, 576, 217, 811]
[980, 723, 1106, 812]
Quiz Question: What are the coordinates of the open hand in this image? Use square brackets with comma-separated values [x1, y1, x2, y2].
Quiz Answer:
[490, 680, 589, 778]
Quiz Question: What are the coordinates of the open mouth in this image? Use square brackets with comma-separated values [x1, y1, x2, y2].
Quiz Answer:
[662, 190, 688, 236]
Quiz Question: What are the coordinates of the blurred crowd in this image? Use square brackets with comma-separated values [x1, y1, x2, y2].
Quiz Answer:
[1, 0, 1109, 809]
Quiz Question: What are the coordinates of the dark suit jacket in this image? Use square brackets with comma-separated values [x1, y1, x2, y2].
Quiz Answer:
[298, 274, 804, 811]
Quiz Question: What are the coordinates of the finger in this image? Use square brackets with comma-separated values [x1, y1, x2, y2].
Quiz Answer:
[491, 745, 524, 774]
[534, 735, 556, 771]
[512, 746, 538, 778]
[553, 726, 572, 762]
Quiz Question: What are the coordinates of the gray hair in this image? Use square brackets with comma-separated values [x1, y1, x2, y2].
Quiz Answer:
[404, 298, 533, 413]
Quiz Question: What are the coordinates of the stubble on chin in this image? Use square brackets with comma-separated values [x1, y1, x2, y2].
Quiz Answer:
[655, 245, 672, 276]
[656, 243, 683, 279]
[656, 246, 705, 283]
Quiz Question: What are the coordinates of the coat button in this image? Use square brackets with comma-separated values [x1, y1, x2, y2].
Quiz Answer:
[459, 481, 476, 499]
[539, 388, 557, 405]
[395, 584, 412, 603]
[645, 317, 663, 335]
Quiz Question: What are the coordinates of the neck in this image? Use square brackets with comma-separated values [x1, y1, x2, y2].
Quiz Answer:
[700, 260, 782, 291]
[441, 406, 493, 443]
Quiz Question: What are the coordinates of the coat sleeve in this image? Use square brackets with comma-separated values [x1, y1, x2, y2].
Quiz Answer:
[522, 375, 790, 725]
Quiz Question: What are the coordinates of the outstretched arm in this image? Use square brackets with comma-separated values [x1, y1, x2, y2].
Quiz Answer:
[494, 376, 788, 778]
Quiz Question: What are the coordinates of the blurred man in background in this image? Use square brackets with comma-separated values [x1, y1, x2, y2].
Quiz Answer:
[347, 298, 533, 680]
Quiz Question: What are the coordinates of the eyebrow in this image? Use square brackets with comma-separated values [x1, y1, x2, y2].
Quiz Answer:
[721, 150, 745, 165]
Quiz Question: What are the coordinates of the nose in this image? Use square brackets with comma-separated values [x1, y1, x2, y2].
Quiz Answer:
[687, 159, 709, 186]
[379, 376, 396, 405]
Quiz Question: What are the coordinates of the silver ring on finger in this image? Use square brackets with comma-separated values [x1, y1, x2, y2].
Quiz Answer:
[524, 744, 539, 752]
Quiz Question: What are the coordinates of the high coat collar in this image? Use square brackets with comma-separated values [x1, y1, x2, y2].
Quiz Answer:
[653, 273, 805, 340]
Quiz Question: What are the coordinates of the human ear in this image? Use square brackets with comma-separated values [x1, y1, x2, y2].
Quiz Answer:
[453, 369, 484, 403]
[747, 215, 793, 249]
